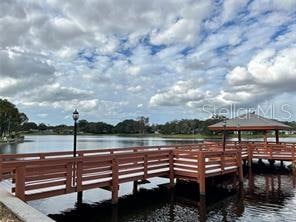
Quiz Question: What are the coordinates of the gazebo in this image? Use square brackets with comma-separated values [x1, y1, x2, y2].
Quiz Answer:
[208, 113, 291, 144]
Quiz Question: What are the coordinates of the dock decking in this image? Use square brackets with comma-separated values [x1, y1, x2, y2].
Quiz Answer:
[0, 141, 295, 203]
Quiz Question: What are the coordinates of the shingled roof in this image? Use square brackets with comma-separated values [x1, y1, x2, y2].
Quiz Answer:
[208, 113, 291, 131]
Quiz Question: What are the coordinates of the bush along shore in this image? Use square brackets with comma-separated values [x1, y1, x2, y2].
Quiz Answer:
[0, 136, 24, 145]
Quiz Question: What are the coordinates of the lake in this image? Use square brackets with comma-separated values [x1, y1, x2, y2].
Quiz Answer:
[1, 135, 296, 221]
[0, 135, 203, 154]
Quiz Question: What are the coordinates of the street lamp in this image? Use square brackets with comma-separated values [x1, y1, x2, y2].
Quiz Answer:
[72, 109, 79, 157]
[72, 109, 83, 203]
[223, 118, 227, 152]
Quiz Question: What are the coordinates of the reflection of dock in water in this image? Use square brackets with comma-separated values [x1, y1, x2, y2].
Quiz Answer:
[48, 179, 245, 222]
[245, 167, 296, 219]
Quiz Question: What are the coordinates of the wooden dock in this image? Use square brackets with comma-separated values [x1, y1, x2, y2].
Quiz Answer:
[0, 141, 295, 204]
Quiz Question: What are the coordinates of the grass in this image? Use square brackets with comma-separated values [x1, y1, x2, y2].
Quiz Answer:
[0, 202, 21, 222]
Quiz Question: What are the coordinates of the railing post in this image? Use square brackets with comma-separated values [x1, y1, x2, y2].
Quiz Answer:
[15, 166, 26, 201]
[76, 160, 83, 203]
[112, 157, 119, 204]
[144, 154, 148, 179]
[66, 162, 73, 193]
[198, 152, 206, 195]
[169, 150, 174, 188]
[237, 152, 243, 183]
[248, 144, 253, 167]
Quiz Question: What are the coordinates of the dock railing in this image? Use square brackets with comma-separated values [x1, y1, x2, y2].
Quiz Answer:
[0, 144, 189, 181]
[0, 147, 242, 202]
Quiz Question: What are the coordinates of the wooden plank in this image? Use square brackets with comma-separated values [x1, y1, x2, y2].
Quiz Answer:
[81, 181, 112, 191]
[82, 173, 112, 181]
[25, 172, 67, 182]
[147, 164, 169, 172]
[25, 180, 66, 191]
[174, 170, 198, 178]
[173, 164, 197, 171]
[83, 166, 112, 174]
[118, 168, 144, 176]
[25, 188, 69, 201]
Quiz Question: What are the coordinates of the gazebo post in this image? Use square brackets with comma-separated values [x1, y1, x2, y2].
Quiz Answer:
[275, 130, 279, 144]
[263, 131, 267, 144]
[238, 130, 241, 143]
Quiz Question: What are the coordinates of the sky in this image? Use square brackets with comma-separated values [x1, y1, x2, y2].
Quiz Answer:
[0, 0, 296, 125]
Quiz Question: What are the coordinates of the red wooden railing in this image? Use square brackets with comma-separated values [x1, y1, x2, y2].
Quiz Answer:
[1, 147, 242, 202]
[2, 141, 295, 203]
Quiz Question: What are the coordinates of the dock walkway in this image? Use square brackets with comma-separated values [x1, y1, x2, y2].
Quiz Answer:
[0, 142, 295, 204]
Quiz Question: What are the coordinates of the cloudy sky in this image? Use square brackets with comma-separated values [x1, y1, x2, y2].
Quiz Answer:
[0, 0, 296, 125]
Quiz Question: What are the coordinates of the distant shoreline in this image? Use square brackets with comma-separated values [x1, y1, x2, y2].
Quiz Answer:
[22, 132, 296, 139]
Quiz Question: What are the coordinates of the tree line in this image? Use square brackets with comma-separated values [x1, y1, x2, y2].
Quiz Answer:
[1, 98, 296, 137]
[21, 116, 225, 135]
[20, 116, 296, 136]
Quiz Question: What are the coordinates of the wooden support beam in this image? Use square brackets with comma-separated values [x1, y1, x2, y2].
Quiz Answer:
[248, 144, 253, 167]
[77, 191, 83, 204]
[198, 195, 207, 221]
[132, 181, 138, 194]
[238, 130, 241, 143]
[169, 150, 174, 188]
[198, 152, 206, 195]
[237, 152, 243, 183]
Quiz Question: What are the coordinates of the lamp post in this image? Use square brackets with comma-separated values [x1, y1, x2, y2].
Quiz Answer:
[72, 109, 83, 204]
[72, 109, 79, 157]
[223, 118, 227, 152]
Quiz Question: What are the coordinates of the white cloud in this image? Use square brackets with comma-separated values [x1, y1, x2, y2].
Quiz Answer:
[149, 79, 206, 107]
[0, 0, 296, 123]
[127, 85, 143, 93]
[222, 47, 296, 105]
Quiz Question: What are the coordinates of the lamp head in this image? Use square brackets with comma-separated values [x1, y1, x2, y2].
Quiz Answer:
[72, 109, 79, 121]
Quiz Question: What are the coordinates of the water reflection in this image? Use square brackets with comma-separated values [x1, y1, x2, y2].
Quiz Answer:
[49, 181, 244, 222]
[48, 167, 296, 222]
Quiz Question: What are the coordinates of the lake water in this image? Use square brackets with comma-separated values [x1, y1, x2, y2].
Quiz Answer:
[0, 135, 203, 154]
[1, 135, 296, 221]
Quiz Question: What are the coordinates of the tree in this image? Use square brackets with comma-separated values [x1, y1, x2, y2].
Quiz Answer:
[114, 119, 140, 134]
[137, 116, 149, 134]
[22, 122, 38, 131]
[0, 99, 28, 137]
[38, 123, 48, 131]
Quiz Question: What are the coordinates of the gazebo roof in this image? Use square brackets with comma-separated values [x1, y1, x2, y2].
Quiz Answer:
[208, 113, 291, 131]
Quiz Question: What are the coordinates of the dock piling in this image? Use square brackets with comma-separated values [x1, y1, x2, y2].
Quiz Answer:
[198, 152, 206, 195]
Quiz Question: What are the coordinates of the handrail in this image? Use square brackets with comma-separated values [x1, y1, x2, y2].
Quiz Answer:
[5, 148, 242, 202]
